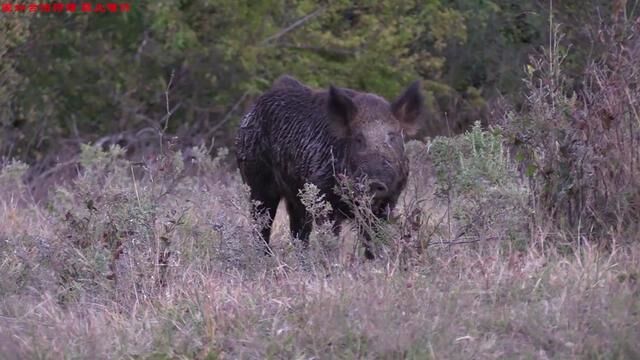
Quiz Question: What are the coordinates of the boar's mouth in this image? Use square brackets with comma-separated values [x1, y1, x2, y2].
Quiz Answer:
[371, 198, 392, 219]
[338, 161, 403, 220]
[347, 176, 395, 219]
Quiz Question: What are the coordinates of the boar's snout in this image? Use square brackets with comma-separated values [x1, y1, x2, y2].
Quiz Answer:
[352, 159, 406, 218]
[365, 172, 404, 218]
[368, 180, 392, 218]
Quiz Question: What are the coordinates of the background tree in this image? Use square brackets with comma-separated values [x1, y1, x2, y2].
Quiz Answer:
[0, 0, 629, 164]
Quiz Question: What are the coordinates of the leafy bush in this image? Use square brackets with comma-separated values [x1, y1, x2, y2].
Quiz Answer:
[5, 1, 601, 163]
[430, 122, 531, 248]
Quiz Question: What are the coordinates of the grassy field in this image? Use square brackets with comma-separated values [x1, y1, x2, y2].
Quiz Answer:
[0, 132, 638, 359]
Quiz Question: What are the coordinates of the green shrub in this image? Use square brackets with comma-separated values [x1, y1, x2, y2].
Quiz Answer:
[430, 122, 531, 249]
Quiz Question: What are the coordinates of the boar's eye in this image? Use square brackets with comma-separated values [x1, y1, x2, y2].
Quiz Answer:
[388, 132, 402, 146]
[354, 134, 366, 151]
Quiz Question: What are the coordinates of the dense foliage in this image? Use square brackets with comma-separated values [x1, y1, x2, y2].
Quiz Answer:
[1, 0, 623, 163]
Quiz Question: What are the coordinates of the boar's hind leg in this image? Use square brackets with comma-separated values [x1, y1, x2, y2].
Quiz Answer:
[285, 199, 312, 245]
[252, 192, 279, 255]
[241, 165, 280, 255]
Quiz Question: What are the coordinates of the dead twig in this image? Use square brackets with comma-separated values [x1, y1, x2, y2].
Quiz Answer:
[163, 70, 175, 132]
[205, 91, 250, 147]
[158, 102, 182, 133]
[35, 157, 80, 181]
[427, 236, 500, 247]
[260, 7, 326, 45]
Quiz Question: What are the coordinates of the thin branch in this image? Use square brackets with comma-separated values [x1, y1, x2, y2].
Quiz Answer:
[206, 91, 249, 140]
[157, 70, 177, 155]
[35, 157, 80, 181]
[260, 7, 326, 45]
[427, 236, 500, 247]
[158, 102, 182, 132]
[134, 30, 149, 63]
[163, 70, 176, 132]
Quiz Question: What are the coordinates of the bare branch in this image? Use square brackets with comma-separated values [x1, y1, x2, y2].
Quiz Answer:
[427, 236, 500, 247]
[163, 70, 176, 132]
[260, 7, 326, 45]
[35, 157, 79, 181]
[206, 91, 249, 140]
[158, 102, 182, 132]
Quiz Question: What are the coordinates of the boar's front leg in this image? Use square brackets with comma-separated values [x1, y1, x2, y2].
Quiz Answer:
[285, 198, 313, 245]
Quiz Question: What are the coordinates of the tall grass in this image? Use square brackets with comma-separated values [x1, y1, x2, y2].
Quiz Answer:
[503, 21, 640, 247]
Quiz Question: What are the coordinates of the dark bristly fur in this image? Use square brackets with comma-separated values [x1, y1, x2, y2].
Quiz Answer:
[235, 75, 423, 259]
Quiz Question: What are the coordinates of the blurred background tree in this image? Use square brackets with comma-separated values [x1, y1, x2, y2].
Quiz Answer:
[0, 0, 628, 164]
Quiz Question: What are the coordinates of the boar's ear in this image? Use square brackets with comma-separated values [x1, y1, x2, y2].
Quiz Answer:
[391, 81, 423, 137]
[327, 85, 357, 138]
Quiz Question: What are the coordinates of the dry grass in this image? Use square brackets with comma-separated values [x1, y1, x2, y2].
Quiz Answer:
[0, 136, 639, 360]
[1, 235, 639, 359]
[502, 21, 640, 244]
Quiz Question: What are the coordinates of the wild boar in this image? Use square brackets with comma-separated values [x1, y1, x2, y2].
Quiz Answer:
[235, 75, 423, 258]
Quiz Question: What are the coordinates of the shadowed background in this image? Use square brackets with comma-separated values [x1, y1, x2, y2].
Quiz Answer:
[0, 1, 620, 194]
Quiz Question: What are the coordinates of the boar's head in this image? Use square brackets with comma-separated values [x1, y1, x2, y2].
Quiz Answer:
[327, 82, 423, 218]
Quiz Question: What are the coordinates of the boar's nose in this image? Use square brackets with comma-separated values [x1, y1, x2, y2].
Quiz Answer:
[369, 180, 389, 199]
